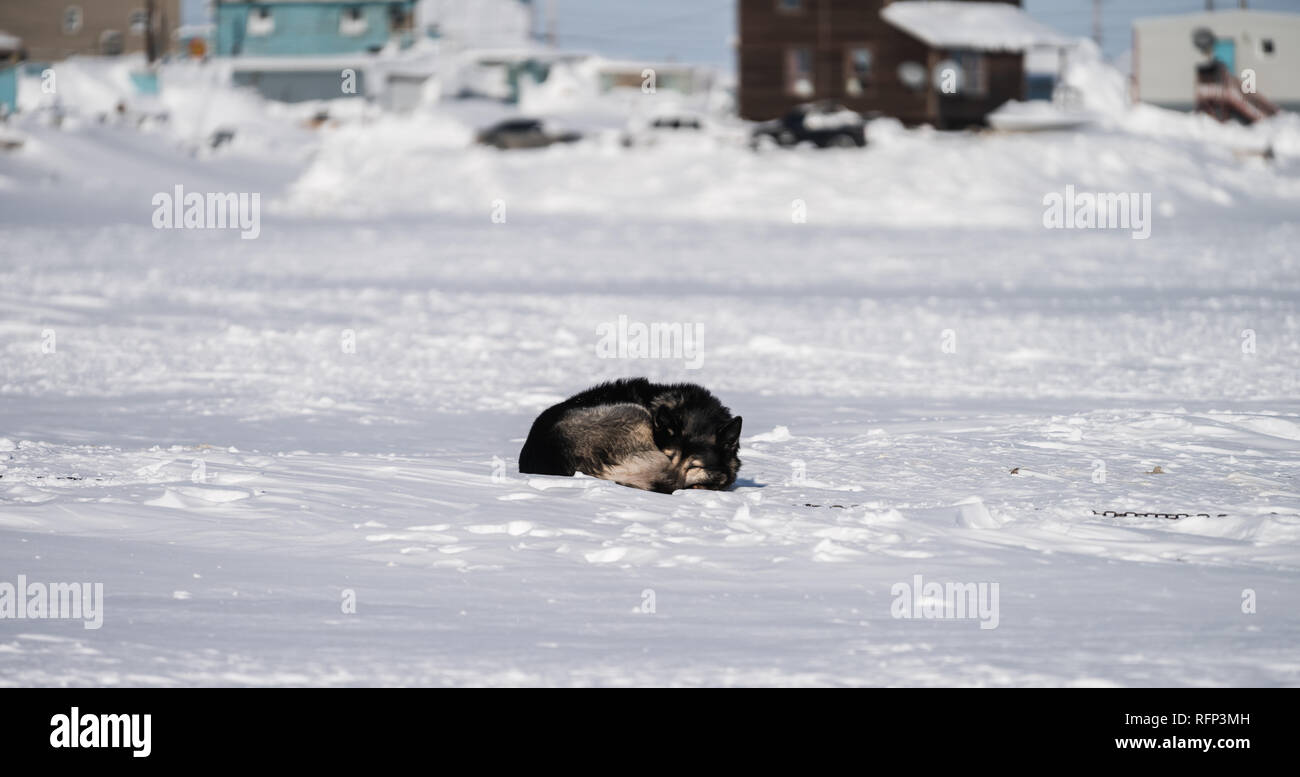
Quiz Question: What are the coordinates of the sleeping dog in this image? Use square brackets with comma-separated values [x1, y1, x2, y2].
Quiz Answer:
[519, 378, 742, 493]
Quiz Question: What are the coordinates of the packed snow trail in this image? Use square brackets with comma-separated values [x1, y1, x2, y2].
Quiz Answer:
[2, 213, 1298, 686]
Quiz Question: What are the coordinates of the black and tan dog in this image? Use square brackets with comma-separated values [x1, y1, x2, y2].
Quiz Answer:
[519, 378, 742, 493]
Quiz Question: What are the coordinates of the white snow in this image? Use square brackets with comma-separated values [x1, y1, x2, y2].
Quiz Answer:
[0, 53, 1298, 686]
[882, 1, 1074, 52]
[986, 100, 1095, 132]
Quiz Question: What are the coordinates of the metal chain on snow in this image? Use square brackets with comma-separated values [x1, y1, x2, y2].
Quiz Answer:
[796, 506, 1231, 519]
[1092, 510, 1228, 520]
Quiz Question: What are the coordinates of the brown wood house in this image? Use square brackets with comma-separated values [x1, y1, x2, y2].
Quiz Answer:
[0, 0, 180, 61]
[737, 0, 1070, 128]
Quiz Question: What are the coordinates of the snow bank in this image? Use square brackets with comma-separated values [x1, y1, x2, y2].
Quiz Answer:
[281, 105, 1300, 230]
[5, 50, 1297, 232]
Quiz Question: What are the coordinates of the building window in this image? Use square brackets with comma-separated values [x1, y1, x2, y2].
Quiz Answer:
[129, 9, 148, 36]
[389, 3, 412, 32]
[63, 6, 84, 35]
[99, 30, 124, 55]
[247, 7, 275, 37]
[776, 0, 803, 12]
[340, 6, 370, 37]
[786, 47, 814, 97]
[844, 46, 872, 95]
[954, 51, 987, 98]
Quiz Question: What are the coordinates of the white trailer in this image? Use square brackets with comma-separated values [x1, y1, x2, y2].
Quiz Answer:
[1133, 10, 1300, 114]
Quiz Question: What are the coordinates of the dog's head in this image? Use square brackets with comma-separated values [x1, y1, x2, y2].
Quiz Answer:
[651, 406, 742, 491]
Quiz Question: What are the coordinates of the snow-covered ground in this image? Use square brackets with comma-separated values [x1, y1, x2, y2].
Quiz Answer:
[1, 54, 1298, 686]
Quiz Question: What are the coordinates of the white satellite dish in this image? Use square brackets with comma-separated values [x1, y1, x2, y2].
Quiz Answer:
[1192, 27, 1216, 55]
[897, 61, 926, 91]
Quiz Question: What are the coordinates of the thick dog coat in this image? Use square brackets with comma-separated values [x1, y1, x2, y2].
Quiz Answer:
[518, 378, 742, 493]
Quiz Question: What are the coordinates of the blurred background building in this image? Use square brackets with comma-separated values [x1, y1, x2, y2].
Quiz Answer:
[0, 0, 180, 60]
[736, 0, 1071, 127]
[1133, 9, 1298, 120]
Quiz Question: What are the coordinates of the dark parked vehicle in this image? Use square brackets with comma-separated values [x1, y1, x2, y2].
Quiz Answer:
[649, 115, 703, 131]
[475, 118, 582, 150]
[751, 101, 868, 149]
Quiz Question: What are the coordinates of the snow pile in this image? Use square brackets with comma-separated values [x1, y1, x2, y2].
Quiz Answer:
[13, 55, 357, 157]
[280, 98, 1300, 229]
[518, 58, 603, 116]
[1058, 39, 1131, 118]
[803, 107, 863, 131]
[1060, 39, 1300, 157]
[270, 38, 1300, 228]
[5, 50, 1296, 231]
[986, 100, 1095, 131]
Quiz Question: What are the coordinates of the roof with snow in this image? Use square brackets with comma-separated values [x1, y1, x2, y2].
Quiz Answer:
[881, 2, 1073, 53]
[1133, 9, 1300, 29]
[215, 0, 412, 4]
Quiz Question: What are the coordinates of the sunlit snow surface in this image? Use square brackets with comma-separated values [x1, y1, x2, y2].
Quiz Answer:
[1, 56, 1298, 686]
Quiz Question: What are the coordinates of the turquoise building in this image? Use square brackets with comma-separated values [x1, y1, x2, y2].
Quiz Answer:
[214, 1, 417, 58]
[0, 66, 16, 116]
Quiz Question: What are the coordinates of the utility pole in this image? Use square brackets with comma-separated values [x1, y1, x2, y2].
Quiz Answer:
[1092, 0, 1102, 48]
[145, 0, 158, 63]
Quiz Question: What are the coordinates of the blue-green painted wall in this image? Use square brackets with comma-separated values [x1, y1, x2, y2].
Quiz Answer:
[216, 2, 414, 57]
[0, 67, 16, 115]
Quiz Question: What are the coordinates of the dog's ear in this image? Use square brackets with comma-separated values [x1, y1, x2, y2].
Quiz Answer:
[718, 416, 742, 449]
[653, 405, 680, 439]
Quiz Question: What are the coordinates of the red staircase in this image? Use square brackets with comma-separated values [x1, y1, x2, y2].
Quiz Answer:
[1195, 66, 1279, 124]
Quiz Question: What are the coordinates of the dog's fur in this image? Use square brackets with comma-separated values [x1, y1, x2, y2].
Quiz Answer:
[518, 378, 742, 493]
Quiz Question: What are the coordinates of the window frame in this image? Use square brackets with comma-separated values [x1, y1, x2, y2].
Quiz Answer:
[63, 5, 84, 36]
[785, 46, 815, 97]
[843, 44, 874, 96]
[340, 5, 371, 37]
[954, 50, 988, 99]
[129, 9, 149, 37]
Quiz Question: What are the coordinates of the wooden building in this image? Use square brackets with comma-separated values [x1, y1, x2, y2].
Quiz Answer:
[737, 0, 1070, 128]
[0, 0, 180, 61]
